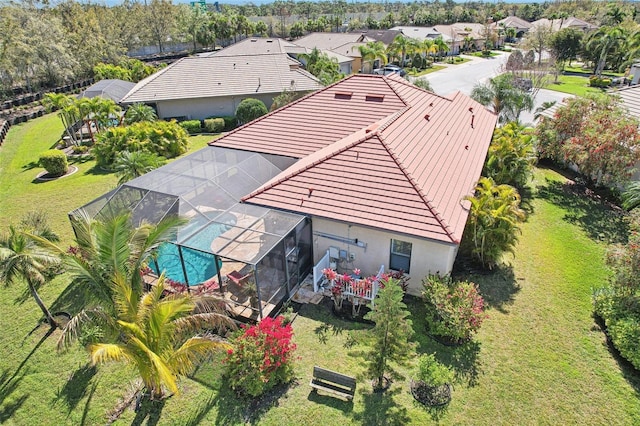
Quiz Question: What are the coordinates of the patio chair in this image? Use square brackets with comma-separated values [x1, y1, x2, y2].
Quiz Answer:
[227, 270, 252, 287]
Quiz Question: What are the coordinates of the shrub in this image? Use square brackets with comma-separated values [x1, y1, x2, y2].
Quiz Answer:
[589, 76, 612, 88]
[39, 150, 68, 177]
[235, 98, 268, 125]
[221, 115, 237, 131]
[71, 145, 89, 154]
[422, 274, 487, 342]
[203, 118, 225, 133]
[179, 119, 202, 134]
[593, 210, 640, 369]
[224, 316, 297, 398]
[414, 353, 453, 387]
[94, 120, 188, 167]
[483, 122, 536, 189]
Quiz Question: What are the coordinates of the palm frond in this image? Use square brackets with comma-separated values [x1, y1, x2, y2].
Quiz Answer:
[128, 336, 179, 395]
[89, 343, 131, 365]
[170, 336, 230, 376]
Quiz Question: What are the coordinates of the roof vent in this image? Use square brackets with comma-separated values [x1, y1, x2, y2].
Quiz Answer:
[365, 123, 379, 133]
[468, 107, 474, 113]
[365, 94, 384, 102]
[471, 114, 475, 128]
[424, 114, 430, 121]
[289, 63, 300, 70]
[334, 91, 353, 99]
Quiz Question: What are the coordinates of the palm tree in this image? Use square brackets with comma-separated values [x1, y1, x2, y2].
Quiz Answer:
[358, 41, 387, 73]
[88, 273, 233, 399]
[464, 177, 525, 269]
[42, 93, 80, 145]
[533, 100, 557, 121]
[388, 35, 412, 66]
[433, 36, 449, 61]
[0, 213, 61, 328]
[585, 26, 625, 76]
[622, 181, 640, 211]
[113, 151, 166, 185]
[30, 211, 185, 348]
[124, 103, 158, 125]
[483, 122, 536, 188]
[471, 73, 534, 123]
[421, 38, 436, 59]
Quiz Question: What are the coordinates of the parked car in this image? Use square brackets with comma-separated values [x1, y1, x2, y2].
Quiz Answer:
[373, 65, 407, 77]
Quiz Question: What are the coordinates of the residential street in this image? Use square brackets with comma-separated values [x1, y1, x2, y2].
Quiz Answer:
[414, 52, 572, 125]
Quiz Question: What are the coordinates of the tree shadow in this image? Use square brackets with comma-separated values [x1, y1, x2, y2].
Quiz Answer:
[53, 363, 97, 412]
[13, 327, 55, 382]
[351, 386, 410, 425]
[434, 340, 482, 387]
[472, 265, 520, 314]
[518, 185, 536, 219]
[50, 280, 92, 317]
[83, 164, 113, 176]
[536, 178, 628, 244]
[213, 380, 297, 426]
[79, 379, 99, 426]
[21, 161, 39, 171]
[297, 300, 372, 345]
[592, 316, 640, 397]
[0, 369, 29, 423]
[130, 397, 166, 426]
[182, 392, 216, 426]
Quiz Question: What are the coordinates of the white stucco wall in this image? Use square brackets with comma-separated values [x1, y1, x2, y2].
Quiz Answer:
[156, 93, 277, 120]
[311, 217, 458, 296]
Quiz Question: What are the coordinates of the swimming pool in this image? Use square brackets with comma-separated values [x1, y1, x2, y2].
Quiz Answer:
[150, 217, 235, 285]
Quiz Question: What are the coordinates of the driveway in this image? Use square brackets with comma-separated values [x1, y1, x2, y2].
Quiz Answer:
[414, 52, 573, 125]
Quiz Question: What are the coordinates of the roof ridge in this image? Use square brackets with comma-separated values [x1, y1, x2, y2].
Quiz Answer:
[211, 74, 357, 147]
[376, 131, 457, 243]
[122, 59, 178, 102]
[386, 75, 453, 103]
[243, 128, 377, 200]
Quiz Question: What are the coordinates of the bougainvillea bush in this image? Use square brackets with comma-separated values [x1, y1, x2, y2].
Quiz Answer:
[593, 210, 640, 369]
[422, 274, 487, 343]
[224, 316, 297, 397]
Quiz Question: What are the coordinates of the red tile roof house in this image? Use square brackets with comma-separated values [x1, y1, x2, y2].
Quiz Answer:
[212, 73, 497, 296]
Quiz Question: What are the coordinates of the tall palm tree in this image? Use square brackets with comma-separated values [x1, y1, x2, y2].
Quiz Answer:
[585, 26, 625, 75]
[421, 38, 436, 59]
[0, 213, 61, 328]
[88, 273, 233, 399]
[388, 35, 412, 66]
[42, 93, 80, 145]
[114, 151, 166, 185]
[358, 41, 387, 73]
[124, 103, 158, 125]
[471, 73, 534, 123]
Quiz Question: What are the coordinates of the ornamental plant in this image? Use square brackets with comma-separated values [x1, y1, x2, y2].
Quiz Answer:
[414, 353, 453, 388]
[422, 274, 487, 343]
[224, 316, 297, 398]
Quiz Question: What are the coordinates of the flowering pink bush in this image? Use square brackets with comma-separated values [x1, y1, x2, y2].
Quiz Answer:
[224, 316, 297, 397]
[422, 274, 487, 342]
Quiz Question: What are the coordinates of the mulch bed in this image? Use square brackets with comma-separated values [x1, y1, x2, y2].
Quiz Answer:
[35, 165, 78, 181]
[410, 380, 451, 407]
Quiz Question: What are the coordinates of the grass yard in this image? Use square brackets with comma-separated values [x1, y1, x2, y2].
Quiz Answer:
[408, 65, 446, 77]
[544, 75, 604, 97]
[0, 116, 639, 425]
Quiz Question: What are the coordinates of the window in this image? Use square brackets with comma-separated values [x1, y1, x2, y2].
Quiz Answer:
[390, 239, 412, 273]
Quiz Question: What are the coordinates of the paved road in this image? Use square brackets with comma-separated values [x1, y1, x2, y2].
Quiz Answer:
[413, 53, 572, 126]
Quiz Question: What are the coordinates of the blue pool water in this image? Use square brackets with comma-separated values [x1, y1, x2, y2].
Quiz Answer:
[150, 218, 234, 285]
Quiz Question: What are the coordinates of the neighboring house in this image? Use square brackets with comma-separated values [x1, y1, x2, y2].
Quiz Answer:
[293, 32, 372, 74]
[390, 25, 496, 55]
[356, 29, 403, 46]
[531, 17, 598, 32]
[120, 54, 322, 120]
[78, 79, 136, 103]
[200, 37, 306, 57]
[497, 16, 532, 38]
[214, 74, 497, 295]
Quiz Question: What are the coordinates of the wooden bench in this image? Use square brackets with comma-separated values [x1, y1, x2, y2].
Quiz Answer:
[309, 366, 356, 400]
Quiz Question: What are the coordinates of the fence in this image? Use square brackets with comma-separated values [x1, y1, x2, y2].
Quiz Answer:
[312, 250, 331, 292]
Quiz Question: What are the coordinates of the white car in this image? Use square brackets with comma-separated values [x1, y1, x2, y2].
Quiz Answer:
[373, 65, 407, 77]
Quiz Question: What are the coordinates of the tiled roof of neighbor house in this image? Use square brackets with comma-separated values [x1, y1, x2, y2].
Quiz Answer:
[391, 26, 452, 42]
[323, 49, 354, 64]
[294, 32, 368, 51]
[356, 29, 402, 46]
[497, 16, 532, 30]
[203, 37, 303, 56]
[120, 54, 322, 103]
[335, 42, 367, 58]
[78, 79, 136, 103]
[531, 17, 598, 32]
[215, 74, 497, 243]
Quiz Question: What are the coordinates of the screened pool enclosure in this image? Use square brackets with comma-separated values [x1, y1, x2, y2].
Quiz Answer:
[70, 146, 313, 321]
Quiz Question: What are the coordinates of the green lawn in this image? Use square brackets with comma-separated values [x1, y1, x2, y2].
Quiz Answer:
[408, 65, 446, 77]
[0, 116, 639, 425]
[544, 75, 604, 97]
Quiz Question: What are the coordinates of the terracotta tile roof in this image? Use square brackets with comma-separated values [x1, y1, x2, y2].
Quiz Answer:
[120, 54, 322, 104]
[220, 74, 497, 244]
